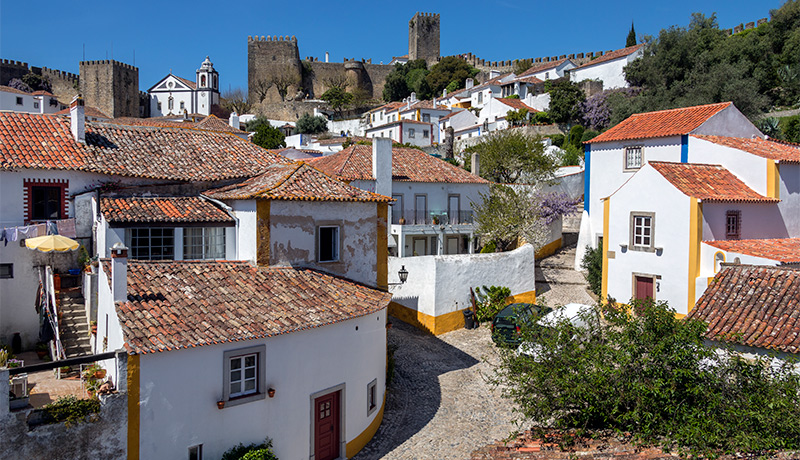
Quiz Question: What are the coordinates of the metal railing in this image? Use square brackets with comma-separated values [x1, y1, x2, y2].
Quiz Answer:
[391, 210, 474, 225]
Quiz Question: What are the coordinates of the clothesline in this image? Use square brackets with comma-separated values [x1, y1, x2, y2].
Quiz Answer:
[1, 218, 77, 247]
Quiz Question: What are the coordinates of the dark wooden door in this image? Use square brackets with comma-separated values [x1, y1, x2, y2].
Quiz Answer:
[635, 276, 654, 300]
[314, 391, 340, 460]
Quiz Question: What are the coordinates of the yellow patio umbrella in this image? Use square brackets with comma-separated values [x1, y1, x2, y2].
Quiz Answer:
[25, 235, 80, 253]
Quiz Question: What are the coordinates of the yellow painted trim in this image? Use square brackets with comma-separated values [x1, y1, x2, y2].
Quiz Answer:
[601, 198, 610, 301]
[535, 238, 562, 259]
[377, 203, 388, 289]
[767, 160, 780, 199]
[389, 302, 468, 335]
[127, 354, 140, 460]
[674, 313, 686, 320]
[505, 290, 537, 305]
[256, 200, 271, 266]
[345, 395, 386, 458]
[687, 198, 702, 314]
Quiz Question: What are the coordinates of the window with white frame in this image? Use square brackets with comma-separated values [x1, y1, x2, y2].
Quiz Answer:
[726, 210, 741, 239]
[318, 226, 339, 262]
[183, 227, 226, 260]
[126, 228, 175, 260]
[367, 378, 378, 415]
[188, 444, 203, 460]
[223, 345, 265, 406]
[630, 212, 655, 251]
[408, 128, 415, 138]
[625, 146, 643, 170]
[422, 113, 430, 122]
[477, 92, 483, 104]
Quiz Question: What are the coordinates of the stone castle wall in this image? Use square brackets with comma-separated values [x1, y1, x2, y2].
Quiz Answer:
[0, 59, 79, 103]
[79, 60, 139, 118]
[409, 12, 440, 65]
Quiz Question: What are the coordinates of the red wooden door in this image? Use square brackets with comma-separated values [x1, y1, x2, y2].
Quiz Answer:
[635, 276, 654, 300]
[314, 392, 340, 460]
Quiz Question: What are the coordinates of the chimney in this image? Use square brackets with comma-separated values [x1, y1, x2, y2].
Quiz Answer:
[471, 152, 480, 177]
[111, 242, 128, 304]
[229, 111, 240, 130]
[489, 69, 500, 79]
[70, 95, 85, 143]
[410, 92, 417, 102]
[325, 52, 329, 63]
[465, 78, 474, 89]
[372, 138, 392, 199]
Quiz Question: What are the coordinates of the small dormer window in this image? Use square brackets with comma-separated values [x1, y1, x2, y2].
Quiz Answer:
[201, 75, 207, 87]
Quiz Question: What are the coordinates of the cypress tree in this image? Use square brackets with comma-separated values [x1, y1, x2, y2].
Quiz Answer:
[626, 22, 637, 47]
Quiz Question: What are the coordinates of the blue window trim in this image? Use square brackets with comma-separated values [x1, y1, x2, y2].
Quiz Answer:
[681, 135, 688, 163]
[584, 144, 591, 214]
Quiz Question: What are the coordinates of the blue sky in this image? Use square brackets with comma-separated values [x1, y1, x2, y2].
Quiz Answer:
[0, 0, 786, 93]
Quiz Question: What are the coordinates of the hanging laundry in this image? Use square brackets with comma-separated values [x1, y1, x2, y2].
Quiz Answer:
[47, 221, 59, 236]
[1, 228, 7, 247]
[33, 223, 47, 237]
[55, 219, 77, 238]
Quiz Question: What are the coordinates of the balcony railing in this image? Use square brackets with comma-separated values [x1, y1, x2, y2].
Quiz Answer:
[391, 210, 474, 225]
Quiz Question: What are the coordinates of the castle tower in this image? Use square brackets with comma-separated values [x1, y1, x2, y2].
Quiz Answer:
[408, 12, 440, 66]
[196, 56, 220, 115]
[79, 60, 139, 118]
[247, 35, 302, 104]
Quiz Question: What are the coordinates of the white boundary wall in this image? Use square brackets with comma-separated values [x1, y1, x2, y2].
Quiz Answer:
[388, 244, 536, 318]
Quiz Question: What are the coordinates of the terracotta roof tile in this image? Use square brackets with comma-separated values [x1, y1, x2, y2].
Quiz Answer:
[692, 135, 800, 163]
[575, 44, 644, 69]
[114, 261, 392, 354]
[649, 162, 778, 203]
[194, 114, 242, 133]
[703, 238, 800, 264]
[688, 264, 800, 354]
[204, 161, 392, 202]
[498, 98, 537, 112]
[101, 196, 233, 223]
[588, 102, 732, 143]
[514, 75, 543, 84]
[0, 112, 289, 180]
[310, 144, 489, 183]
[0, 85, 31, 95]
[174, 75, 197, 90]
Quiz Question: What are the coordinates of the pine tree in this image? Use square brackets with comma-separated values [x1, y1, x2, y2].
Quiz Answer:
[626, 22, 637, 47]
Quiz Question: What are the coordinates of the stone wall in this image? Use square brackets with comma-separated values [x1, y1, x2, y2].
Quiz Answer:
[247, 35, 303, 104]
[79, 60, 139, 118]
[0, 59, 79, 104]
[254, 100, 329, 121]
[409, 12, 440, 66]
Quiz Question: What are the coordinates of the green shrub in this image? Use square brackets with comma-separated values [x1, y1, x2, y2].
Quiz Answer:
[474, 285, 511, 322]
[533, 111, 552, 124]
[548, 134, 564, 147]
[479, 241, 496, 253]
[580, 130, 599, 143]
[780, 115, 800, 143]
[221, 439, 277, 460]
[561, 143, 582, 166]
[581, 245, 602, 296]
[565, 125, 585, 149]
[41, 396, 100, 426]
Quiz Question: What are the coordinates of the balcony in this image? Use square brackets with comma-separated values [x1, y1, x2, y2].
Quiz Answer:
[391, 210, 474, 226]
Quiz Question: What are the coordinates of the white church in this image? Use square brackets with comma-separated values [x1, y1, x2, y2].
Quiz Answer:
[147, 56, 220, 117]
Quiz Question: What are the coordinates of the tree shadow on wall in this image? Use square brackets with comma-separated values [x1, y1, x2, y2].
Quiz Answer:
[351, 317, 480, 459]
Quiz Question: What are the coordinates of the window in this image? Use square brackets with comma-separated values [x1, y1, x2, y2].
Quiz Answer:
[0, 264, 12, 279]
[200, 75, 206, 87]
[223, 345, 265, 407]
[422, 113, 430, 122]
[213, 75, 217, 89]
[408, 128, 415, 138]
[127, 228, 175, 260]
[34, 102, 39, 109]
[318, 226, 339, 262]
[157, 101, 162, 111]
[367, 379, 378, 415]
[184, 227, 226, 260]
[423, 129, 429, 138]
[188, 445, 203, 460]
[625, 146, 643, 170]
[726, 210, 741, 239]
[180, 101, 185, 110]
[630, 212, 655, 251]
[168, 96, 174, 110]
[371, 114, 375, 122]
[30, 186, 63, 220]
[477, 92, 483, 104]
[545, 72, 549, 80]
[391, 194, 404, 224]
[16, 97, 23, 105]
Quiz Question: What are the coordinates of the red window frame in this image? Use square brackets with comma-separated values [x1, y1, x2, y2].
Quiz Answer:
[23, 179, 68, 224]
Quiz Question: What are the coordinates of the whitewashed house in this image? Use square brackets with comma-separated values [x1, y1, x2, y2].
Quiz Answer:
[568, 44, 644, 90]
[517, 58, 577, 82]
[0, 85, 66, 114]
[365, 118, 435, 147]
[148, 56, 220, 116]
[438, 108, 479, 143]
[479, 97, 537, 131]
[393, 95, 451, 143]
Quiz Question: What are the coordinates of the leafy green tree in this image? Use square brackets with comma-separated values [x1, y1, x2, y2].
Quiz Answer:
[252, 125, 286, 150]
[505, 108, 528, 127]
[425, 56, 479, 97]
[321, 86, 353, 117]
[405, 68, 432, 99]
[21, 72, 52, 93]
[489, 299, 800, 457]
[472, 185, 545, 252]
[465, 130, 558, 184]
[294, 113, 328, 134]
[382, 60, 427, 102]
[626, 22, 637, 47]
[581, 245, 602, 295]
[547, 80, 586, 124]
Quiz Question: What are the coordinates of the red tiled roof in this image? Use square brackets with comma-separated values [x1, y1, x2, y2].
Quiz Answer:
[0, 112, 289, 180]
[101, 196, 233, 223]
[498, 98, 537, 112]
[53, 106, 111, 119]
[109, 117, 193, 129]
[368, 102, 404, 114]
[649, 162, 778, 203]
[115, 261, 392, 354]
[588, 102, 732, 143]
[194, 114, 242, 133]
[692, 135, 800, 163]
[0, 85, 30, 95]
[575, 44, 644, 69]
[174, 75, 197, 90]
[514, 75, 543, 84]
[397, 99, 449, 112]
[703, 238, 800, 264]
[518, 58, 572, 77]
[204, 161, 392, 202]
[310, 144, 489, 183]
[316, 136, 370, 146]
[689, 264, 800, 354]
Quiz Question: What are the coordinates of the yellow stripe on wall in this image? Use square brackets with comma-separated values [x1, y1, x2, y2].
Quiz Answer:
[127, 353, 140, 460]
[345, 395, 386, 458]
[687, 198, 702, 313]
[767, 160, 780, 199]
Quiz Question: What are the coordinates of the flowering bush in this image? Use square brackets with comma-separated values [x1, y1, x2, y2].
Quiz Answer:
[538, 192, 580, 225]
[579, 87, 640, 131]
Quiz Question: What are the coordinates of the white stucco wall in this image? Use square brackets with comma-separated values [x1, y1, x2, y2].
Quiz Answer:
[136, 309, 386, 460]
[269, 200, 379, 287]
[702, 202, 788, 241]
[0, 90, 63, 114]
[688, 137, 769, 195]
[606, 167, 693, 313]
[388, 244, 536, 318]
[698, 242, 779, 278]
[95, 262, 126, 386]
[779, 163, 800, 237]
[328, 118, 361, 137]
[692, 105, 762, 139]
[230, 200, 257, 262]
[569, 50, 642, 90]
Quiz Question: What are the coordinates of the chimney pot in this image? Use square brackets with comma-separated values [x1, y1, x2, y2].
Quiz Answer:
[70, 95, 85, 143]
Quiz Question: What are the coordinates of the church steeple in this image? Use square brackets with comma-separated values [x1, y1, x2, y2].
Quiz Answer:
[196, 56, 218, 90]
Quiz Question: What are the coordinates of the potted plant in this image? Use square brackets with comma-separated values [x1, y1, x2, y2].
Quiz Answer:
[83, 363, 106, 381]
[398, 217, 406, 225]
[432, 215, 440, 225]
[77, 245, 90, 272]
[35, 341, 48, 359]
[90, 321, 97, 336]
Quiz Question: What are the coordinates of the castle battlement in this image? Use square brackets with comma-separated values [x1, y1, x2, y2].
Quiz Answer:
[248, 35, 298, 42]
[41, 67, 79, 82]
[79, 59, 139, 71]
[1, 59, 29, 68]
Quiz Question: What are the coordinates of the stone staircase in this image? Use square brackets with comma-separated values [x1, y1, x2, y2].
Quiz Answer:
[58, 279, 92, 358]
